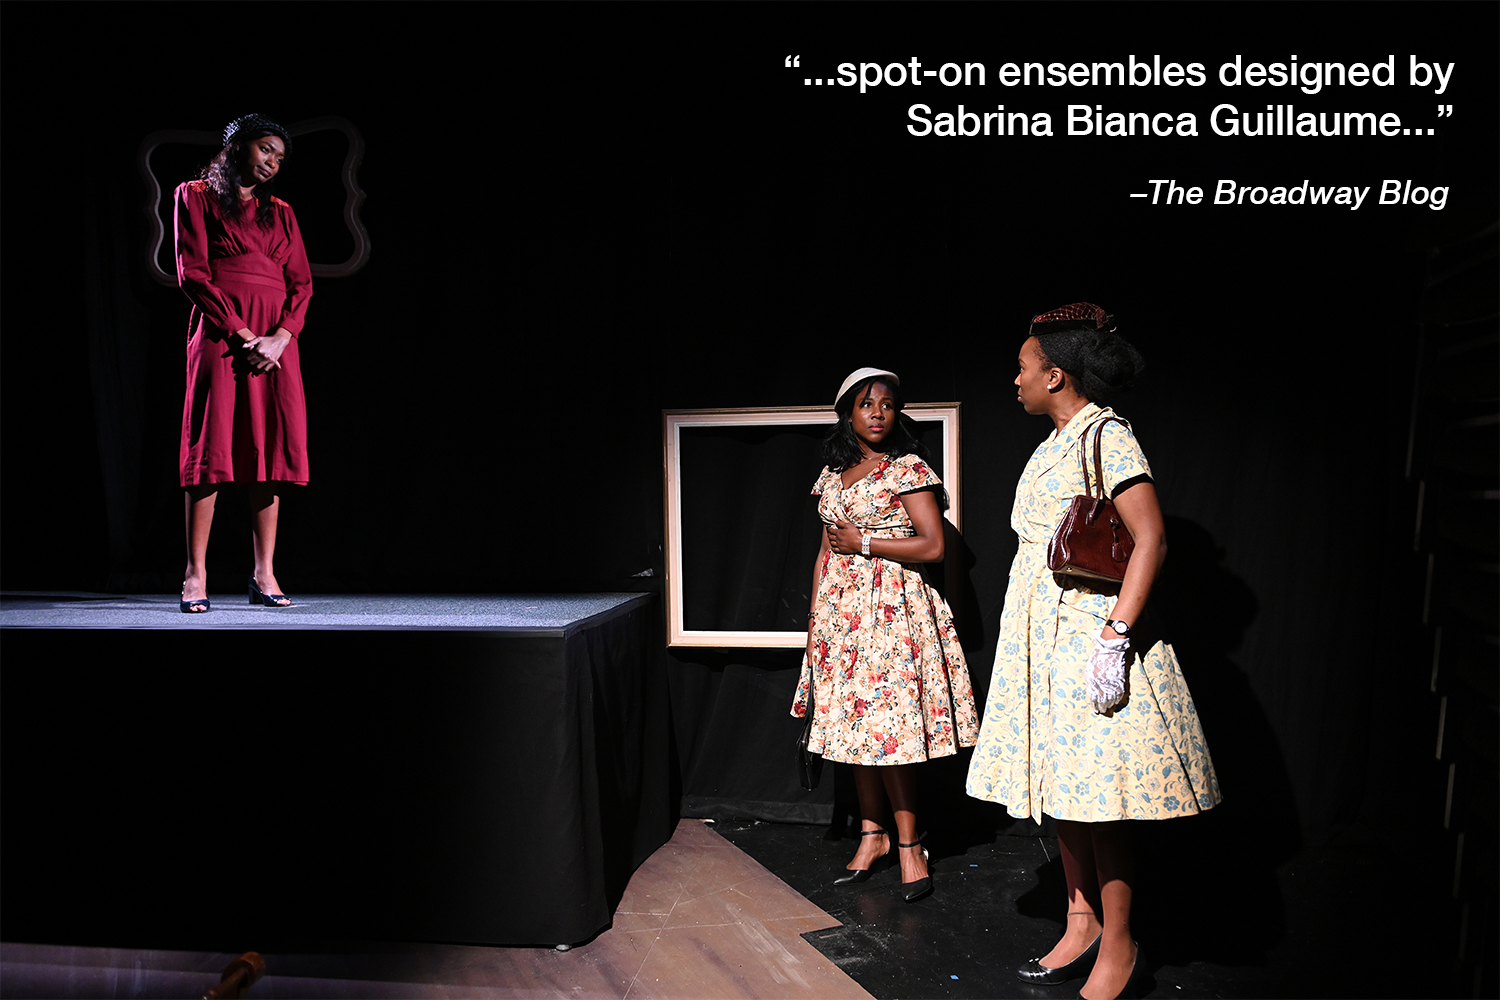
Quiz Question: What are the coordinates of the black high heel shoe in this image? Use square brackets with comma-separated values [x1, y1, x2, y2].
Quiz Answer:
[833, 828, 894, 884]
[180, 597, 211, 613]
[249, 576, 292, 607]
[898, 840, 932, 902]
[1017, 932, 1100, 984]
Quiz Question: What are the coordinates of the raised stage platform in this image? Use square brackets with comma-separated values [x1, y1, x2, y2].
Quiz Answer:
[0, 592, 648, 631]
[1, 592, 672, 950]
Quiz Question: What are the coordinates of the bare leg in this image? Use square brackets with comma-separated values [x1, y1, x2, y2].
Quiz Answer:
[1080, 822, 1138, 1000]
[846, 764, 892, 869]
[249, 483, 290, 603]
[1041, 819, 1105, 968]
[183, 485, 218, 609]
[879, 764, 928, 882]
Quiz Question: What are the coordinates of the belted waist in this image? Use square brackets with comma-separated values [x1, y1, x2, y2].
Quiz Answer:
[209, 253, 284, 291]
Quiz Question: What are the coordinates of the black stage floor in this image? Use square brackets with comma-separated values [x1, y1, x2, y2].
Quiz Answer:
[717, 816, 1460, 999]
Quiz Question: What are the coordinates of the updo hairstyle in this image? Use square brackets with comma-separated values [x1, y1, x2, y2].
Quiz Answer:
[1032, 315, 1146, 407]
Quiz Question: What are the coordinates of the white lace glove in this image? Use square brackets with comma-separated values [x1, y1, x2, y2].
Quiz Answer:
[1087, 632, 1131, 714]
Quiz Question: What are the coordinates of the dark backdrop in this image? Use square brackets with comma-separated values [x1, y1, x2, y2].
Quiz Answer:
[3, 5, 1495, 847]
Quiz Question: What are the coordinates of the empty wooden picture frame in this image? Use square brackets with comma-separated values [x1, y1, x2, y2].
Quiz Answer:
[663, 403, 960, 648]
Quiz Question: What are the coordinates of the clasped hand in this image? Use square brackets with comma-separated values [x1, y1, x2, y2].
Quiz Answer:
[237, 328, 291, 374]
[825, 519, 866, 555]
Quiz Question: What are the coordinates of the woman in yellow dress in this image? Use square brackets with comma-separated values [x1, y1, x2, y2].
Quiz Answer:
[966, 305, 1220, 1000]
[792, 368, 979, 903]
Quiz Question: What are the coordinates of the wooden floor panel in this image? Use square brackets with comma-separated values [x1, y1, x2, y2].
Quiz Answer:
[0, 820, 873, 1000]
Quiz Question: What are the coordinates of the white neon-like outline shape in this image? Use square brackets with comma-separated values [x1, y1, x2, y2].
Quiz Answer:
[138, 116, 369, 286]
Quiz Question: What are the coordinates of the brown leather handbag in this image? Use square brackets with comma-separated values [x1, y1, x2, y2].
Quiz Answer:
[1047, 417, 1136, 583]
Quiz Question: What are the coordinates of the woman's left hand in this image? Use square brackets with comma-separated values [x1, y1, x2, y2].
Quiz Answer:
[826, 519, 865, 555]
[1087, 631, 1130, 714]
[244, 328, 293, 373]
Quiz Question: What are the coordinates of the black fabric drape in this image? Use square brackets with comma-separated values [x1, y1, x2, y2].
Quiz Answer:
[0, 598, 672, 948]
[665, 647, 831, 825]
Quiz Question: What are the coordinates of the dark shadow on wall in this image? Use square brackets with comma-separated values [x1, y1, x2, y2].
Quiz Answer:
[1137, 516, 1298, 965]
[912, 521, 1023, 851]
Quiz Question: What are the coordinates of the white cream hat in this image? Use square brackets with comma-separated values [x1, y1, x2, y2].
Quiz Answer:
[835, 368, 900, 407]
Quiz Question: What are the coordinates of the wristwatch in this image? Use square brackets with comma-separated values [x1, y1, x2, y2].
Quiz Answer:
[1105, 619, 1131, 637]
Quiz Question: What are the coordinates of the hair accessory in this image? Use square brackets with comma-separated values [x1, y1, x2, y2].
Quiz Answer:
[223, 113, 293, 153]
[1046, 417, 1136, 583]
[835, 367, 899, 407]
[1029, 303, 1114, 334]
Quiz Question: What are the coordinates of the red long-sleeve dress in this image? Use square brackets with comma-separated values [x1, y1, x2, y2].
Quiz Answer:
[175, 180, 313, 486]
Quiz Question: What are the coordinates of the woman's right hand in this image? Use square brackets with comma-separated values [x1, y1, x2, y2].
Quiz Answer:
[826, 518, 865, 555]
[233, 327, 286, 373]
[244, 329, 291, 373]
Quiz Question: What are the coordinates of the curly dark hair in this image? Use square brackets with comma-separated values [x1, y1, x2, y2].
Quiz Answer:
[1032, 322, 1146, 407]
[822, 377, 948, 510]
[199, 136, 281, 227]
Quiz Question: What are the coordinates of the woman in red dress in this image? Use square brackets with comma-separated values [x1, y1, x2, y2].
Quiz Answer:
[177, 113, 312, 613]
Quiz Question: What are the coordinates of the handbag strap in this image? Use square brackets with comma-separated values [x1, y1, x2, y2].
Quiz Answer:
[1079, 416, 1131, 500]
[805, 638, 817, 714]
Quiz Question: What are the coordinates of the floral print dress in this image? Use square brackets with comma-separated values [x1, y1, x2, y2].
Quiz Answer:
[966, 403, 1222, 822]
[791, 454, 980, 765]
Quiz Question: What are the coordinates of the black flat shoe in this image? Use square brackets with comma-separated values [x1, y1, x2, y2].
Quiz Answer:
[1078, 943, 1146, 1000]
[833, 828, 893, 885]
[180, 598, 211, 613]
[1017, 933, 1101, 984]
[898, 840, 932, 902]
[249, 576, 292, 607]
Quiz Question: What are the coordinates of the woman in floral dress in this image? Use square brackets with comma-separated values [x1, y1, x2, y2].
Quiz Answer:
[966, 305, 1220, 1000]
[791, 368, 979, 903]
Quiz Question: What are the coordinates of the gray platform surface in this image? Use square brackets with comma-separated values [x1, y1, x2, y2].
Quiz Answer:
[0, 592, 648, 633]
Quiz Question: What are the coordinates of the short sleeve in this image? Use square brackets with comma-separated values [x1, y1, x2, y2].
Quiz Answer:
[1095, 420, 1153, 496]
[893, 454, 942, 493]
[811, 466, 837, 496]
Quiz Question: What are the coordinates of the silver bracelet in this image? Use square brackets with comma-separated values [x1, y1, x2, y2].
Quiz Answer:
[861, 532, 871, 557]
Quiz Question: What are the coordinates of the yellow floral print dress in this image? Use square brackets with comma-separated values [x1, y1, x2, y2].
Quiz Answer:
[791, 454, 980, 765]
[966, 403, 1222, 822]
